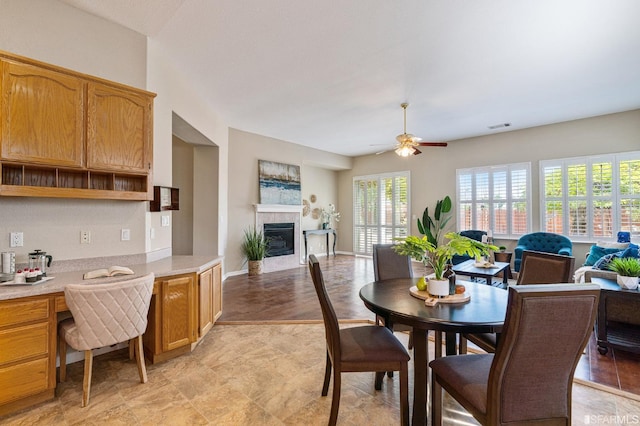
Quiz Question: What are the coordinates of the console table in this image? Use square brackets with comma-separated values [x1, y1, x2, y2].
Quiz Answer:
[589, 277, 640, 355]
[303, 229, 337, 260]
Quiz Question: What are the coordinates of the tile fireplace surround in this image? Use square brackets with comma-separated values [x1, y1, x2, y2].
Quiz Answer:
[254, 204, 303, 273]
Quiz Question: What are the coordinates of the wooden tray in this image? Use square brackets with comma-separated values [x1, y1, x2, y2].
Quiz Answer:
[409, 286, 470, 305]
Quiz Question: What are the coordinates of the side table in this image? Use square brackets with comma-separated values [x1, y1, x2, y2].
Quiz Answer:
[303, 229, 337, 260]
[493, 251, 513, 279]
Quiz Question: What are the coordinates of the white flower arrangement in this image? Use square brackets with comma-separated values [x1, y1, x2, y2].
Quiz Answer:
[321, 204, 340, 228]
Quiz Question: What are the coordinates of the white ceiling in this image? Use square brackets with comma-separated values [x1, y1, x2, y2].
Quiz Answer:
[61, 0, 640, 156]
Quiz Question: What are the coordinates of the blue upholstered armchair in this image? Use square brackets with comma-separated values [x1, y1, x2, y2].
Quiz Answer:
[451, 230, 487, 265]
[514, 232, 573, 272]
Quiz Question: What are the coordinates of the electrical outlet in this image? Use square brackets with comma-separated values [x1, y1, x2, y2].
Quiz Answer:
[10, 232, 23, 247]
[80, 231, 91, 244]
[121, 229, 130, 241]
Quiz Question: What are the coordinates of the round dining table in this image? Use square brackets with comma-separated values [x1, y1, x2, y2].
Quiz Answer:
[359, 278, 508, 426]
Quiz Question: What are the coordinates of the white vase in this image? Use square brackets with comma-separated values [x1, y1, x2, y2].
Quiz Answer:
[616, 274, 639, 290]
[428, 278, 450, 296]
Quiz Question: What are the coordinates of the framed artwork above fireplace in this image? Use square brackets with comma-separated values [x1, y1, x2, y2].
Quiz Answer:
[258, 160, 301, 205]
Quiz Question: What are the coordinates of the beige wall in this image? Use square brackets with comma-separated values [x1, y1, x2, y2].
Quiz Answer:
[338, 110, 640, 261]
[0, 0, 148, 264]
[172, 137, 194, 255]
[226, 128, 351, 273]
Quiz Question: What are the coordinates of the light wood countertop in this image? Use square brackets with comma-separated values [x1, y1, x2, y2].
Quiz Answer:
[0, 255, 222, 301]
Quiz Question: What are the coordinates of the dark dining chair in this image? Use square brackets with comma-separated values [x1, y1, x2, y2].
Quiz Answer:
[463, 250, 576, 353]
[431, 283, 600, 426]
[308, 255, 409, 426]
[372, 244, 415, 350]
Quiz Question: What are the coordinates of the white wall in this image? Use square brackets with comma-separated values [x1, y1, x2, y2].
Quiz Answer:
[227, 128, 351, 273]
[0, 0, 148, 265]
[338, 110, 640, 260]
[172, 136, 194, 255]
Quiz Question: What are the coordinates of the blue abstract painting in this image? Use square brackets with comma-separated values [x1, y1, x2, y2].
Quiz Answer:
[259, 160, 301, 205]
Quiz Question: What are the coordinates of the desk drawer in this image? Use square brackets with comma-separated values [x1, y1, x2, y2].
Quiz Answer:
[0, 357, 49, 405]
[0, 322, 49, 365]
[0, 299, 50, 328]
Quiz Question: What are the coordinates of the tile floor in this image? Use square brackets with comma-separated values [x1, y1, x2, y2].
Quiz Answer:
[2, 323, 640, 425]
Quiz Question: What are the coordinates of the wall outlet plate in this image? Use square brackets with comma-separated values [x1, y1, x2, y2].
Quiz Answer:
[10, 232, 23, 247]
[121, 229, 131, 241]
[80, 231, 91, 244]
[161, 215, 170, 227]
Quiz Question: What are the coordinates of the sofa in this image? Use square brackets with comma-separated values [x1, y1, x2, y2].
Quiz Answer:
[514, 232, 573, 272]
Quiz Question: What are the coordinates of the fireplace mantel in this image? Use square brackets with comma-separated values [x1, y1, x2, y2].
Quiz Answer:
[254, 204, 303, 213]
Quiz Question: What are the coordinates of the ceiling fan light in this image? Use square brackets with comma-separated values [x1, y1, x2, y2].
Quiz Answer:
[395, 145, 415, 157]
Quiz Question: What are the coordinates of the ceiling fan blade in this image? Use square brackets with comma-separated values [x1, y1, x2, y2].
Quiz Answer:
[416, 142, 448, 147]
[412, 147, 422, 155]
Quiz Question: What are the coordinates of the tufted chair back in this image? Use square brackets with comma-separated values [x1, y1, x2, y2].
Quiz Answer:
[514, 232, 572, 272]
[58, 273, 155, 407]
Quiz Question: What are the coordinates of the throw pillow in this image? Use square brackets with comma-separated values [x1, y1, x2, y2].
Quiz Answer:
[594, 246, 640, 270]
[594, 251, 623, 270]
[596, 241, 630, 249]
[585, 245, 628, 266]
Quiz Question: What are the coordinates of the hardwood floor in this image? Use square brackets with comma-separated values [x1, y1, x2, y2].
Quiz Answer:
[220, 254, 640, 395]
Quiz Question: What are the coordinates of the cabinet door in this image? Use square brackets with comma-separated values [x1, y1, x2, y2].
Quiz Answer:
[161, 275, 196, 351]
[198, 268, 214, 337]
[86, 82, 152, 173]
[212, 263, 222, 321]
[1, 60, 84, 166]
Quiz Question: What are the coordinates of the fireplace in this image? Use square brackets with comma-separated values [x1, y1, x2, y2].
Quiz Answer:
[264, 223, 295, 257]
[254, 204, 302, 272]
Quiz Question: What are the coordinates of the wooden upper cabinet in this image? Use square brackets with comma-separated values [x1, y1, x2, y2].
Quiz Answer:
[1, 60, 84, 167]
[86, 83, 152, 173]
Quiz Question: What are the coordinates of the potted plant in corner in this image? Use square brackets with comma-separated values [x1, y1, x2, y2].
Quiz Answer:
[241, 226, 269, 276]
[608, 257, 640, 290]
[393, 232, 497, 296]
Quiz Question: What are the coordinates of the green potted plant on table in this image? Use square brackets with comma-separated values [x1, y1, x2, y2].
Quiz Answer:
[608, 257, 640, 290]
[417, 196, 452, 247]
[241, 226, 269, 276]
[393, 232, 496, 296]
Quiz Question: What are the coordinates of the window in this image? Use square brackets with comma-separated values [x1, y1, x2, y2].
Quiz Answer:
[541, 151, 640, 241]
[456, 163, 531, 237]
[353, 172, 410, 255]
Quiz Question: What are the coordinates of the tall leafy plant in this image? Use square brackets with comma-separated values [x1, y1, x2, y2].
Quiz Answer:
[241, 226, 269, 262]
[417, 196, 453, 247]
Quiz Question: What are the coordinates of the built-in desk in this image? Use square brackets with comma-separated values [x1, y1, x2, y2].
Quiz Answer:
[303, 229, 337, 260]
[0, 255, 222, 417]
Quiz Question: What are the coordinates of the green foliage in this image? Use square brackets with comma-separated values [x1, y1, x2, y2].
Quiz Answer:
[241, 226, 269, 262]
[417, 196, 452, 247]
[393, 232, 497, 280]
[608, 257, 640, 277]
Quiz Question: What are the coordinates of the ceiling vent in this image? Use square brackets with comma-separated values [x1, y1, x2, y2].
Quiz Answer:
[488, 123, 512, 130]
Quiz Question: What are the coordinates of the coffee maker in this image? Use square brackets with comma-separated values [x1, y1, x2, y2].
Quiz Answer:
[28, 250, 53, 276]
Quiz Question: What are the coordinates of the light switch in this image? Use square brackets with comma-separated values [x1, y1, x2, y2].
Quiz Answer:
[161, 215, 170, 227]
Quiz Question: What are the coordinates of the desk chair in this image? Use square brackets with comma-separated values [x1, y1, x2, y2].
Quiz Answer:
[431, 284, 599, 426]
[464, 250, 576, 353]
[58, 273, 154, 407]
[309, 255, 409, 426]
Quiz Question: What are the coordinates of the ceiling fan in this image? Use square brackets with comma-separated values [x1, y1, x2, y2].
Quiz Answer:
[383, 103, 447, 157]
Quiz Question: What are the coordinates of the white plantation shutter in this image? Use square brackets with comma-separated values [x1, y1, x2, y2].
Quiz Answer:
[456, 163, 531, 237]
[353, 172, 410, 255]
[540, 151, 640, 241]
